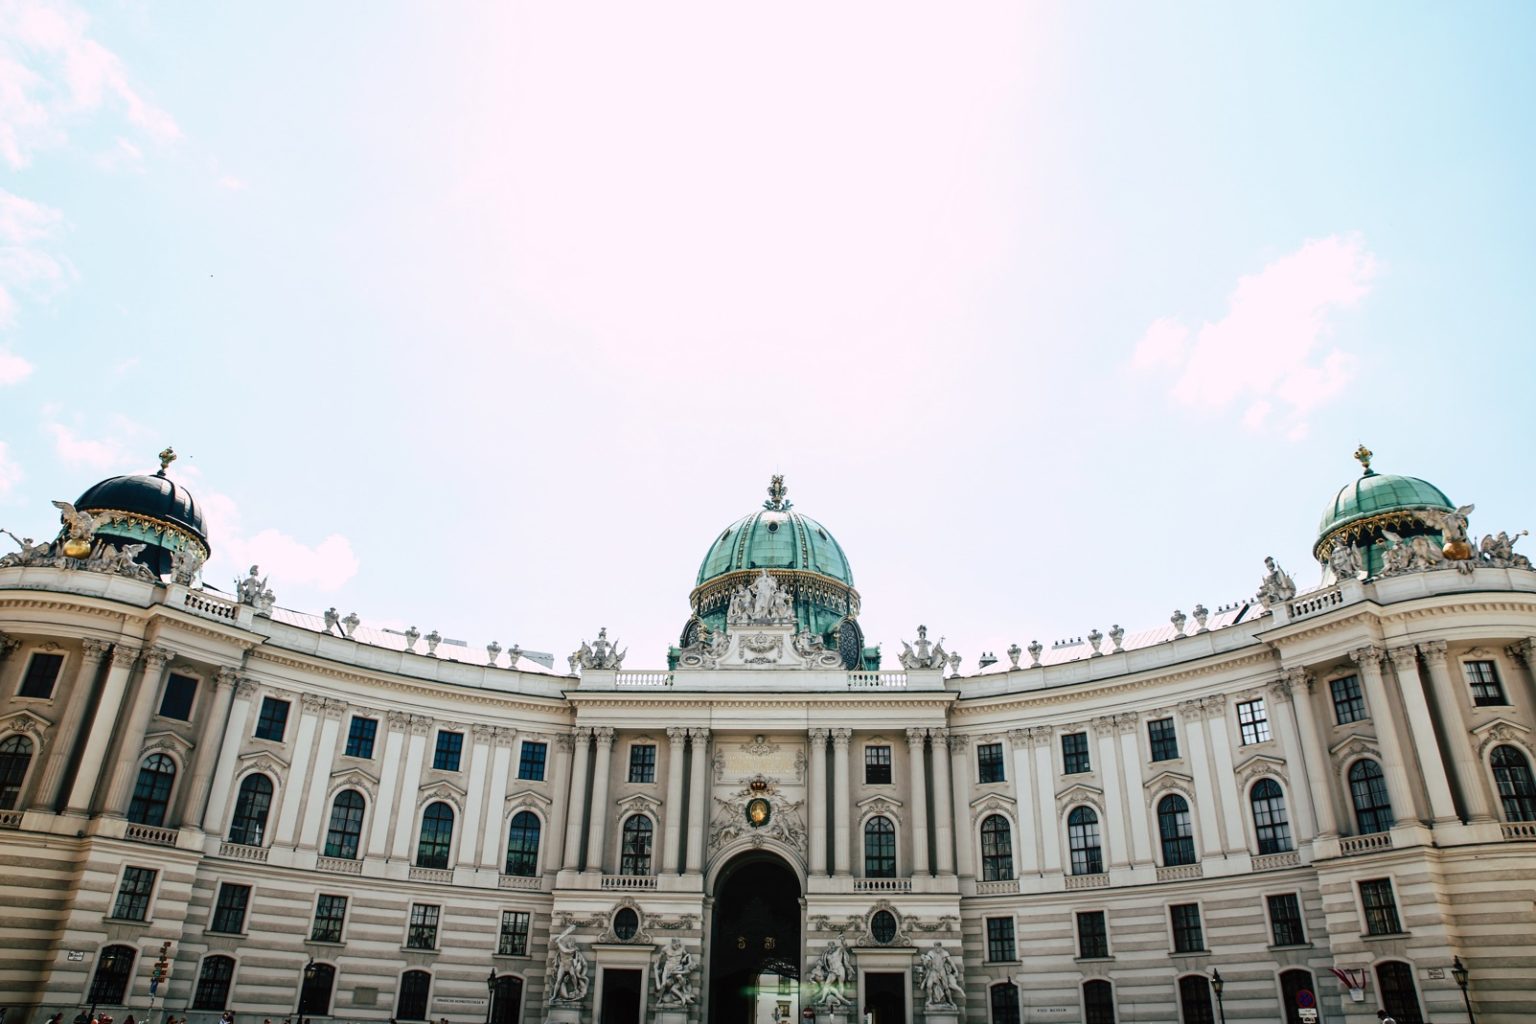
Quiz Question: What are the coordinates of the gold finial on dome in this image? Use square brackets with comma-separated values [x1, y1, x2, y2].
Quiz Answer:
[764, 474, 791, 510]
[157, 447, 177, 476]
[1353, 443, 1374, 476]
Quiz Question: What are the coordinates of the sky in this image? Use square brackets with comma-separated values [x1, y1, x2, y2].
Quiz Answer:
[2, 2, 1534, 670]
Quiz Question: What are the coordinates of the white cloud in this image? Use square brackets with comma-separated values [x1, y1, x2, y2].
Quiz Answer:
[197, 488, 360, 594]
[95, 135, 143, 172]
[0, 440, 21, 497]
[217, 174, 246, 192]
[0, 346, 32, 384]
[0, 186, 68, 328]
[47, 422, 132, 470]
[1131, 234, 1378, 437]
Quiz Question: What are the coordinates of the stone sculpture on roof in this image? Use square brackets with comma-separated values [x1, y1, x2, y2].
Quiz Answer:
[899, 624, 948, 670]
[1256, 556, 1297, 609]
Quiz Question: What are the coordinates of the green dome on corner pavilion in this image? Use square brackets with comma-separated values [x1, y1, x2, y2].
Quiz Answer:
[1313, 444, 1457, 569]
[694, 489, 854, 589]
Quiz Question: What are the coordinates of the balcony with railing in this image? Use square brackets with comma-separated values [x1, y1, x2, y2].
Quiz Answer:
[1252, 851, 1301, 871]
[974, 879, 1020, 896]
[1156, 863, 1204, 882]
[601, 875, 658, 890]
[409, 866, 455, 884]
[852, 878, 912, 893]
[1501, 821, 1536, 841]
[1064, 872, 1110, 890]
[124, 823, 178, 847]
[499, 873, 545, 890]
[317, 855, 363, 875]
[219, 841, 270, 862]
[1339, 832, 1393, 856]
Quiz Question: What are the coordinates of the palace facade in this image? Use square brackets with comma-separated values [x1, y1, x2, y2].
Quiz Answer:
[1, 452, 1535, 1024]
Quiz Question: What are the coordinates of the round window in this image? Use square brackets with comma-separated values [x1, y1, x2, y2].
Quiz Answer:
[614, 907, 640, 941]
[870, 910, 898, 944]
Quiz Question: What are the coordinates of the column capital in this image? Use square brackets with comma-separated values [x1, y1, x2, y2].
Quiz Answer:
[235, 677, 260, 699]
[1091, 716, 1117, 738]
[109, 644, 141, 668]
[322, 698, 347, 720]
[687, 726, 710, 742]
[593, 726, 615, 746]
[472, 723, 498, 742]
[301, 693, 329, 714]
[1267, 675, 1295, 703]
[141, 646, 175, 671]
[1506, 638, 1536, 666]
[928, 726, 949, 741]
[1348, 645, 1385, 668]
[555, 731, 574, 752]
[1005, 728, 1029, 745]
[1203, 693, 1228, 713]
[1386, 645, 1420, 670]
[81, 637, 112, 663]
[574, 725, 593, 741]
[0, 631, 18, 661]
[1029, 725, 1055, 746]
[387, 709, 413, 729]
[1419, 639, 1449, 665]
[666, 726, 688, 743]
[214, 666, 239, 689]
[495, 727, 519, 747]
[1178, 699, 1205, 722]
[948, 733, 971, 753]
[830, 728, 851, 746]
[408, 714, 433, 736]
[905, 726, 927, 746]
[1282, 666, 1314, 692]
[809, 727, 829, 747]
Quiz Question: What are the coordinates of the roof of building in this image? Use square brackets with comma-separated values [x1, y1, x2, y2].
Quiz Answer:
[74, 453, 208, 547]
[694, 477, 854, 588]
[1315, 444, 1455, 546]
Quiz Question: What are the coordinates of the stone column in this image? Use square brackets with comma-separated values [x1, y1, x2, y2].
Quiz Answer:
[562, 727, 592, 870]
[1006, 729, 1038, 875]
[1093, 717, 1130, 869]
[366, 711, 411, 857]
[1204, 696, 1245, 853]
[178, 667, 240, 826]
[388, 716, 432, 861]
[930, 728, 955, 875]
[662, 726, 688, 873]
[1267, 675, 1318, 841]
[808, 729, 829, 876]
[543, 732, 572, 872]
[1508, 639, 1536, 711]
[1181, 701, 1224, 859]
[202, 679, 259, 833]
[832, 728, 852, 876]
[1116, 715, 1153, 865]
[480, 728, 517, 869]
[1031, 729, 1061, 873]
[906, 727, 931, 876]
[65, 644, 140, 814]
[34, 639, 110, 810]
[1351, 646, 1419, 823]
[274, 694, 324, 846]
[1385, 645, 1459, 824]
[298, 700, 347, 850]
[585, 726, 616, 873]
[685, 727, 710, 873]
[949, 735, 976, 879]
[1285, 669, 1338, 838]
[103, 647, 174, 814]
[458, 724, 496, 866]
[1424, 641, 1497, 822]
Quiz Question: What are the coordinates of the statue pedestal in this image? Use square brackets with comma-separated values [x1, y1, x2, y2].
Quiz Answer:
[546, 1009, 582, 1024]
[654, 1011, 689, 1024]
[923, 1012, 961, 1024]
[815, 1010, 851, 1024]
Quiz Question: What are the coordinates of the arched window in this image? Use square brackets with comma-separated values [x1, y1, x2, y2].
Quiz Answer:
[324, 789, 366, 859]
[1491, 745, 1536, 822]
[864, 816, 896, 878]
[1157, 794, 1196, 866]
[1083, 979, 1116, 1024]
[980, 815, 1014, 881]
[127, 754, 177, 826]
[416, 802, 455, 869]
[1278, 970, 1315, 1024]
[505, 810, 541, 876]
[990, 981, 1021, 1024]
[1349, 760, 1394, 834]
[397, 969, 432, 1021]
[193, 955, 236, 1010]
[1177, 975, 1215, 1024]
[620, 814, 654, 875]
[1067, 806, 1103, 875]
[89, 944, 137, 1005]
[228, 774, 274, 846]
[0, 735, 34, 810]
[1250, 778, 1293, 853]
[1376, 961, 1424, 1024]
[299, 962, 337, 1016]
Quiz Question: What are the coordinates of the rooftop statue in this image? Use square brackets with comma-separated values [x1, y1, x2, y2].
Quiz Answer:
[1256, 556, 1297, 610]
[1328, 540, 1365, 581]
[573, 627, 626, 671]
[236, 565, 276, 614]
[0, 530, 52, 568]
[899, 624, 949, 670]
[51, 500, 98, 559]
[169, 543, 204, 585]
[1479, 530, 1532, 569]
[726, 569, 795, 627]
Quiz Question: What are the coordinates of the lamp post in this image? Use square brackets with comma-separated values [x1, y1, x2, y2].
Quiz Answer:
[1210, 969, 1227, 1024]
[1452, 956, 1475, 1024]
[484, 968, 497, 1024]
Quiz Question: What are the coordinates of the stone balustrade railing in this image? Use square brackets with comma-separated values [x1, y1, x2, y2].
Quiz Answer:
[974, 879, 1020, 896]
[1339, 832, 1393, 856]
[848, 672, 907, 689]
[1065, 872, 1110, 890]
[1501, 821, 1536, 841]
[124, 823, 177, 846]
[601, 875, 658, 890]
[219, 841, 270, 862]
[409, 866, 455, 884]
[317, 856, 364, 875]
[852, 878, 912, 893]
[1252, 851, 1301, 871]
[499, 874, 545, 890]
[1288, 586, 1344, 620]
[615, 672, 673, 688]
[1156, 863, 1203, 882]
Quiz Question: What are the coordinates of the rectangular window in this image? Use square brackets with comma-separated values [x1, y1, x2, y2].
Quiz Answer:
[157, 673, 199, 720]
[311, 894, 348, 943]
[112, 867, 157, 921]
[1237, 698, 1271, 744]
[345, 716, 377, 758]
[1062, 732, 1091, 774]
[498, 910, 531, 956]
[18, 652, 65, 699]
[1331, 675, 1367, 724]
[1465, 660, 1508, 706]
[1359, 879, 1402, 936]
[407, 903, 441, 950]
[628, 743, 657, 783]
[433, 731, 463, 771]
[517, 741, 547, 781]
[253, 696, 290, 741]
[977, 742, 1006, 783]
[1148, 717, 1180, 761]
[986, 916, 1016, 962]
[209, 882, 251, 934]
[1267, 893, 1306, 947]
[864, 745, 892, 785]
[1170, 903, 1205, 953]
[1076, 911, 1109, 959]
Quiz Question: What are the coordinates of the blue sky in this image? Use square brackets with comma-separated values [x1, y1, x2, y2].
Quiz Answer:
[2, 2, 1534, 668]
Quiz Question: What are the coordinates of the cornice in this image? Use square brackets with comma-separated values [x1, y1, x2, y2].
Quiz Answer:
[567, 696, 955, 711]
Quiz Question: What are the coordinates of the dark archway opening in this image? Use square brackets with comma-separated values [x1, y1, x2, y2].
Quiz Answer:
[709, 852, 802, 1023]
[490, 975, 523, 1024]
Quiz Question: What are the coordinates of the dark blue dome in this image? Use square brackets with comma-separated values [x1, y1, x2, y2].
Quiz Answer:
[76, 470, 208, 549]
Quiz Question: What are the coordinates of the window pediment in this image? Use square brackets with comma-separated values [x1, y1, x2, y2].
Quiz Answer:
[0, 708, 52, 739]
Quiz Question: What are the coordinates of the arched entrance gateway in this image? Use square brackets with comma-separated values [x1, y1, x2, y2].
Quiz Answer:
[709, 852, 802, 1023]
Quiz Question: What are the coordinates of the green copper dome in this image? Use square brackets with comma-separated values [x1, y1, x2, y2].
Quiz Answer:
[695, 507, 853, 587]
[1313, 445, 1456, 569]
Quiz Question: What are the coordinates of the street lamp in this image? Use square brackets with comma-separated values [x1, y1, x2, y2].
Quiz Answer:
[1452, 956, 1475, 1024]
[1210, 969, 1227, 1024]
[485, 968, 497, 1024]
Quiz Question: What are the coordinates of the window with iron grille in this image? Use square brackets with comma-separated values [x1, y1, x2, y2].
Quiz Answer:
[517, 740, 547, 781]
[1237, 698, 1271, 744]
[991, 982, 1021, 1024]
[628, 743, 657, 783]
[157, 673, 198, 720]
[1062, 732, 1091, 774]
[1148, 718, 1179, 761]
[433, 730, 463, 771]
[112, 867, 156, 921]
[407, 903, 441, 949]
[1376, 961, 1425, 1024]
[986, 916, 1016, 962]
[977, 742, 1006, 783]
[980, 815, 1014, 881]
[864, 745, 892, 785]
[505, 811, 541, 876]
[1076, 911, 1109, 959]
[253, 697, 289, 741]
[1157, 794, 1197, 866]
[127, 753, 176, 827]
[864, 816, 896, 878]
[1331, 675, 1367, 724]
[397, 970, 431, 1021]
[228, 773, 274, 846]
[0, 735, 31, 810]
[192, 955, 235, 1010]
[416, 802, 455, 868]
[1083, 979, 1116, 1024]
[1465, 660, 1508, 706]
[311, 894, 347, 943]
[1068, 806, 1103, 875]
[324, 790, 366, 859]
[88, 945, 136, 1005]
[1359, 879, 1402, 935]
[1250, 778, 1293, 854]
[345, 716, 377, 758]
[1492, 745, 1536, 821]
[1267, 892, 1305, 946]
[1349, 760, 1394, 834]
[1178, 975, 1215, 1024]
[620, 815, 653, 875]
[498, 910, 531, 956]
[1169, 903, 1204, 953]
[209, 882, 251, 934]
[19, 651, 64, 699]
